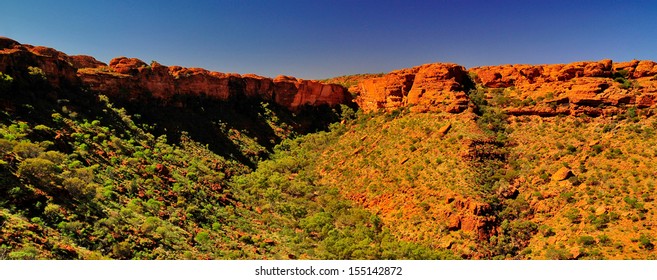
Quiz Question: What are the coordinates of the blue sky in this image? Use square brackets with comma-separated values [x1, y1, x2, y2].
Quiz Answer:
[2, 0, 656, 79]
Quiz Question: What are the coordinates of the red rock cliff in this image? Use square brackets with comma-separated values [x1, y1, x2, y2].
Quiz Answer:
[75, 56, 352, 110]
[353, 59, 657, 115]
[3, 37, 657, 116]
[0, 37, 80, 89]
[469, 60, 657, 116]
[0, 37, 352, 111]
[353, 63, 470, 113]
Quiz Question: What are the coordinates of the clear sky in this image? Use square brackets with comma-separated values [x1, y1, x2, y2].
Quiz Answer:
[2, 0, 656, 79]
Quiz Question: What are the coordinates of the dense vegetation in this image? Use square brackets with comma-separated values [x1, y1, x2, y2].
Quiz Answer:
[0, 70, 454, 259]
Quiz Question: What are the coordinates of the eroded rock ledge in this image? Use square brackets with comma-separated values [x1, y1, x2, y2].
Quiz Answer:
[351, 63, 471, 113]
[3, 36, 657, 116]
[0, 37, 352, 111]
[353, 60, 657, 116]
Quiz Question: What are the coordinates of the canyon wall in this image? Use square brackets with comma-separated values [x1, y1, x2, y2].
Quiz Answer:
[470, 60, 657, 116]
[0, 37, 352, 111]
[352, 63, 471, 113]
[3, 36, 657, 117]
[353, 59, 657, 116]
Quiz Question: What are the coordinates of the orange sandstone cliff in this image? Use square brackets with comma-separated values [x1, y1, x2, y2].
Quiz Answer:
[0, 37, 352, 111]
[353, 60, 657, 116]
[469, 60, 657, 116]
[352, 63, 471, 113]
[3, 36, 657, 116]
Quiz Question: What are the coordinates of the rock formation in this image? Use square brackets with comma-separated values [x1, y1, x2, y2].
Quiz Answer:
[353, 63, 471, 113]
[0, 37, 80, 89]
[469, 60, 657, 116]
[2, 36, 657, 116]
[351, 59, 657, 116]
[0, 37, 352, 112]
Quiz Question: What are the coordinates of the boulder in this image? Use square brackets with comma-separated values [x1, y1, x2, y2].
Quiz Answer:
[109, 57, 148, 74]
[552, 167, 574, 181]
[438, 123, 452, 136]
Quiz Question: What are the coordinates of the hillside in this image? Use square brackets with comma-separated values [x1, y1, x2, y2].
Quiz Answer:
[1, 37, 656, 259]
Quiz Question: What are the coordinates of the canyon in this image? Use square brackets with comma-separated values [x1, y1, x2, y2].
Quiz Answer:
[2, 37, 657, 260]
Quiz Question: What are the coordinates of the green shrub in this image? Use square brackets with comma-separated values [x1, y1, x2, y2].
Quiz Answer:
[639, 234, 654, 250]
[591, 144, 603, 155]
[18, 158, 60, 183]
[623, 196, 644, 210]
[0, 72, 13, 93]
[0, 139, 15, 154]
[477, 107, 507, 134]
[112, 241, 133, 259]
[588, 213, 610, 230]
[27, 66, 47, 81]
[8, 246, 39, 260]
[598, 235, 612, 246]
[560, 192, 575, 203]
[468, 89, 488, 109]
[564, 208, 581, 224]
[605, 148, 623, 159]
[613, 69, 629, 79]
[63, 177, 96, 198]
[545, 247, 572, 260]
[43, 203, 63, 223]
[578, 235, 596, 246]
[39, 151, 66, 165]
[195, 231, 211, 245]
[566, 144, 577, 154]
[12, 141, 44, 158]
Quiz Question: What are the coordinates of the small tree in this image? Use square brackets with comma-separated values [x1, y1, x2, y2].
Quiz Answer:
[12, 141, 44, 159]
[0, 72, 13, 93]
[18, 158, 60, 185]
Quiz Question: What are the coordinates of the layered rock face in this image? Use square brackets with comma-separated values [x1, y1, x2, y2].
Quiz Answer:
[0, 37, 351, 111]
[353, 63, 471, 113]
[3, 36, 657, 116]
[469, 60, 657, 116]
[0, 37, 80, 89]
[78, 57, 351, 110]
[353, 59, 657, 116]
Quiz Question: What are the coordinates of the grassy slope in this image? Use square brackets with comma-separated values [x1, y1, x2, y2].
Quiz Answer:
[508, 114, 657, 259]
[0, 73, 456, 260]
[316, 110, 481, 251]
[230, 114, 458, 259]
[295, 86, 657, 259]
[0, 87, 263, 259]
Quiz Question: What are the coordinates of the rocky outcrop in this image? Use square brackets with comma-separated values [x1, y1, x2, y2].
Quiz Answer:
[352, 59, 657, 115]
[4, 37, 657, 116]
[0, 37, 352, 112]
[470, 60, 616, 87]
[69, 55, 107, 69]
[552, 167, 574, 181]
[469, 60, 657, 116]
[74, 56, 352, 110]
[0, 37, 80, 89]
[75, 57, 352, 110]
[444, 195, 497, 241]
[353, 63, 471, 113]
